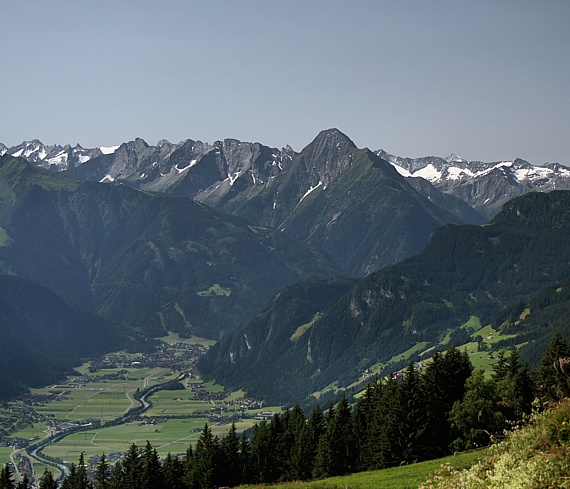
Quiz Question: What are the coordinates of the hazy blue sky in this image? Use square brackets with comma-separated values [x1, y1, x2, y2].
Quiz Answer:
[2, 1, 569, 164]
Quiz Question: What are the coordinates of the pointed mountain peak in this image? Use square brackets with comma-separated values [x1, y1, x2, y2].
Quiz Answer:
[310, 128, 357, 150]
[445, 153, 465, 163]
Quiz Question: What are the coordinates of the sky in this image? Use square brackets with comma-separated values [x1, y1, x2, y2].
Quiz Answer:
[1, 0, 569, 165]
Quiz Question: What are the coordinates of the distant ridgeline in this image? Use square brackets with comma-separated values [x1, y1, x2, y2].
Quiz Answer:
[199, 191, 570, 404]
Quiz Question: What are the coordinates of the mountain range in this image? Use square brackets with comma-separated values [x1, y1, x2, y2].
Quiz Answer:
[2, 130, 489, 275]
[1, 130, 570, 402]
[378, 150, 570, 219]
[3, 131, 568, 223]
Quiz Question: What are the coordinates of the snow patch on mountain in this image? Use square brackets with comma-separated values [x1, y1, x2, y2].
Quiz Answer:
[100, 146, 119, 155]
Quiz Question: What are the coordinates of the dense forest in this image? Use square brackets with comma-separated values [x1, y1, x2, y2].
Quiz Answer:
[3, 333, 569, 489]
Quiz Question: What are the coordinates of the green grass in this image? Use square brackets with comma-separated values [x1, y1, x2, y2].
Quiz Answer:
[196, 284, 232, 297]
[0, 447, 13, 465]
[42, 417, 261, 461]
[290, 313, 322, 342]
[387, 342, 429, 365]
[462, 315, 482, 333]
[158, 332, 216, 346]
[237, 450, 490, 489]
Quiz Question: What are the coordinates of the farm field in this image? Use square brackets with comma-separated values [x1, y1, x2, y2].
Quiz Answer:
[0, 336, 284, 475]
[42, 417, 259, 462]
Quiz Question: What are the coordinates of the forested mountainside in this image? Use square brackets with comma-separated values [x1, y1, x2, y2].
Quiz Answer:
[0, 155, 340, 340]
[200, 191, 570, 403]
[0, 275, 118, 399]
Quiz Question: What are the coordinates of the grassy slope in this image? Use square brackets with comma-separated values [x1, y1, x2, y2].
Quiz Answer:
[420, 400, 570, 488]
[238, 450, 489, 489]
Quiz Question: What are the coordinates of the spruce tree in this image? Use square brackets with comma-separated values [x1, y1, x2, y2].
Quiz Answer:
[38, 469, 58, 489]
[94, 453, 110, 489]
[0, 464, 13, 489]
[312, 402, 335, 479]
[15, 474, 29, 489]
[140, 441, 163, 489]
[295, 404, 324, 480]
[398, 362, 428, 462]
[424, 347, 472, 455]
[162, 454, 184, 489]
[220, 423, 241, 487]
[249, 421, 273, 483]
[120, 443, 142, 489]
[192, 423, 221, 488]
[238, 431, 252, 484]
[541, 332, 570, 401]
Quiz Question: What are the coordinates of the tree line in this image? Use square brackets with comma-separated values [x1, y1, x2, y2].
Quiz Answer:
[2, 334, 570, 489]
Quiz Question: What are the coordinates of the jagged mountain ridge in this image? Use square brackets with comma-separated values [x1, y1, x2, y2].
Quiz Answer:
[0, 137, 295, 198]
[4, 136, 569, 225]
[378, 150, 570, 219]
[2, 131, 486, 275]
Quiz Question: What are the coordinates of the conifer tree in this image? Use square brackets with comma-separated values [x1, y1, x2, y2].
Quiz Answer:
[183, 445, 195, 489]
[118, 443, 142, 489]
[330, 394, 356, 475]
[249, 420, 273, 483]
[541, 332, 570, 401]
[353, 379, 383, 470]
[0, 464, 13, 489]
[38, 469, 58, 489]
[398, 362, 428, 462]
[94, 453, 110, 489]
[140, 441, 163, 489]
[162, 453, 184, 489]
[15, 474, 29, 489]
[192, 423, 221, 488]
[238, 431, 252, 484]
[424, 347, 472, 455]
[375, 373, 403, 468]
[295, 404, 324, 480]
[312, 402, 335, 479]
[220, 423, 241, 487]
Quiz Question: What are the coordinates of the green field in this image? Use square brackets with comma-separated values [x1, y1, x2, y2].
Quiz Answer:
[42, 416, 260, 461]
[0, 447, 13, 466]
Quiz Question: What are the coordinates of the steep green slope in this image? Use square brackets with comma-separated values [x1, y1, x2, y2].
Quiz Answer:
[200, 129, 483, 276]
[200, 191, 570, 403]
[0, 155, 341, 339]
[0, 275, 118, 399]
[197, 276, 356, 401]
[489, 276, 570, 366]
